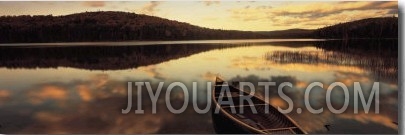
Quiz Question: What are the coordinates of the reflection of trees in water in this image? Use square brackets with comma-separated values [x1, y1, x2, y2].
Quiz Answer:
[266, 40, 397, 83]
[0, 44, 246, 70]
[314, 40, 397, 57]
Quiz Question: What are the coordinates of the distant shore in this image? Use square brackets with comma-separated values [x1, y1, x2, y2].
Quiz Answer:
[0, 11, 397, 43]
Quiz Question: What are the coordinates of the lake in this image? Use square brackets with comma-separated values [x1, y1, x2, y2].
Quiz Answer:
[0, 39, 398, 134]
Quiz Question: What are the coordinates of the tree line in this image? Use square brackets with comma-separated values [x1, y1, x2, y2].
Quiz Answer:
[0, 11, 266, 43]
[313, 17, 398, 39]
[0, 11, 398, 43]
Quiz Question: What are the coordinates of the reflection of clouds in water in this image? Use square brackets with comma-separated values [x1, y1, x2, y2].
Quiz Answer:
[204, 57, 218, 61]
[273, 64, 365, 74]
[334, 71, 371, 87]
[201, 72, 218, 81]
[230, 56, 272, 71]
[91, 74, 109, 88]
[268, 97, 288, 109]
[77, 85, 92, 102]
[0, 73, 215, 133]
[21, 102, 172, 134]
[295, 81, 308, 89]
[28, 85, 68, 105]
[0, 90, 11, 105]
[138, 65, 166, 80]
[227, 74, 397, 133]
[24, 73, 121, 105]
[0, 43, 398, 133]
[0, 90, 10, 97]
[339, 112, 397, 130]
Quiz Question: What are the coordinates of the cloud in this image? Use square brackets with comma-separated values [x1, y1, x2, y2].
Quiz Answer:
[139, 1, 161, 15]
[229, 1, 398, 29]
[387, 9, 398, 15]
[202, 1, 220, 6]
[256, 5, 272, 9]
[269, 1, 397, 18]
[82, 1, 105, 8]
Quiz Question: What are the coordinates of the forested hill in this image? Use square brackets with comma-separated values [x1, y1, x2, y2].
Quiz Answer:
[0, 11, 398, 43]
[0, 11, 267, 43]
[314, 17, 398, 39]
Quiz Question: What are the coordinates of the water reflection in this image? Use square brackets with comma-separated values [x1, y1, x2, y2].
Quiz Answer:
[0, 40, 398, 133]
[267, 40, 397, 84]
[0, 73, 213, 133]
[226, 74, 397, 134]
[0, 44, 248, 70]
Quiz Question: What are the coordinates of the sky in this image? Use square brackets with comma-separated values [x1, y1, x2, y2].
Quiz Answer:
[0, 1, 398, 31]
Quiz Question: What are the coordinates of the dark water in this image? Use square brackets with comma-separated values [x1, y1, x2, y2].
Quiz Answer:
[0, 39, 398, 134]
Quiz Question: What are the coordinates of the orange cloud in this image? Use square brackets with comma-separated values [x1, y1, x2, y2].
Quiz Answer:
[229, 1, 397, 29]
[82, 1, 105, 8]
[270, 1, 396, 16]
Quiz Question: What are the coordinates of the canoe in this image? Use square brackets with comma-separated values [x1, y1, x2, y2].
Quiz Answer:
[211, 77, 306, 134]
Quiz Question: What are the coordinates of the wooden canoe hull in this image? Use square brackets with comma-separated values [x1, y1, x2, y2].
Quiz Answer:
[211, 77, 306, 134]
[212, 108, 260, 134]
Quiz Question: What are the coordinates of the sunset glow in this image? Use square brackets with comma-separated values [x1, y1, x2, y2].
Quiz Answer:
[0, 1, 398, 31]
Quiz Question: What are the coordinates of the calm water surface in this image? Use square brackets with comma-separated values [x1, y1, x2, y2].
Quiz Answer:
[0, 39, 398, 133]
